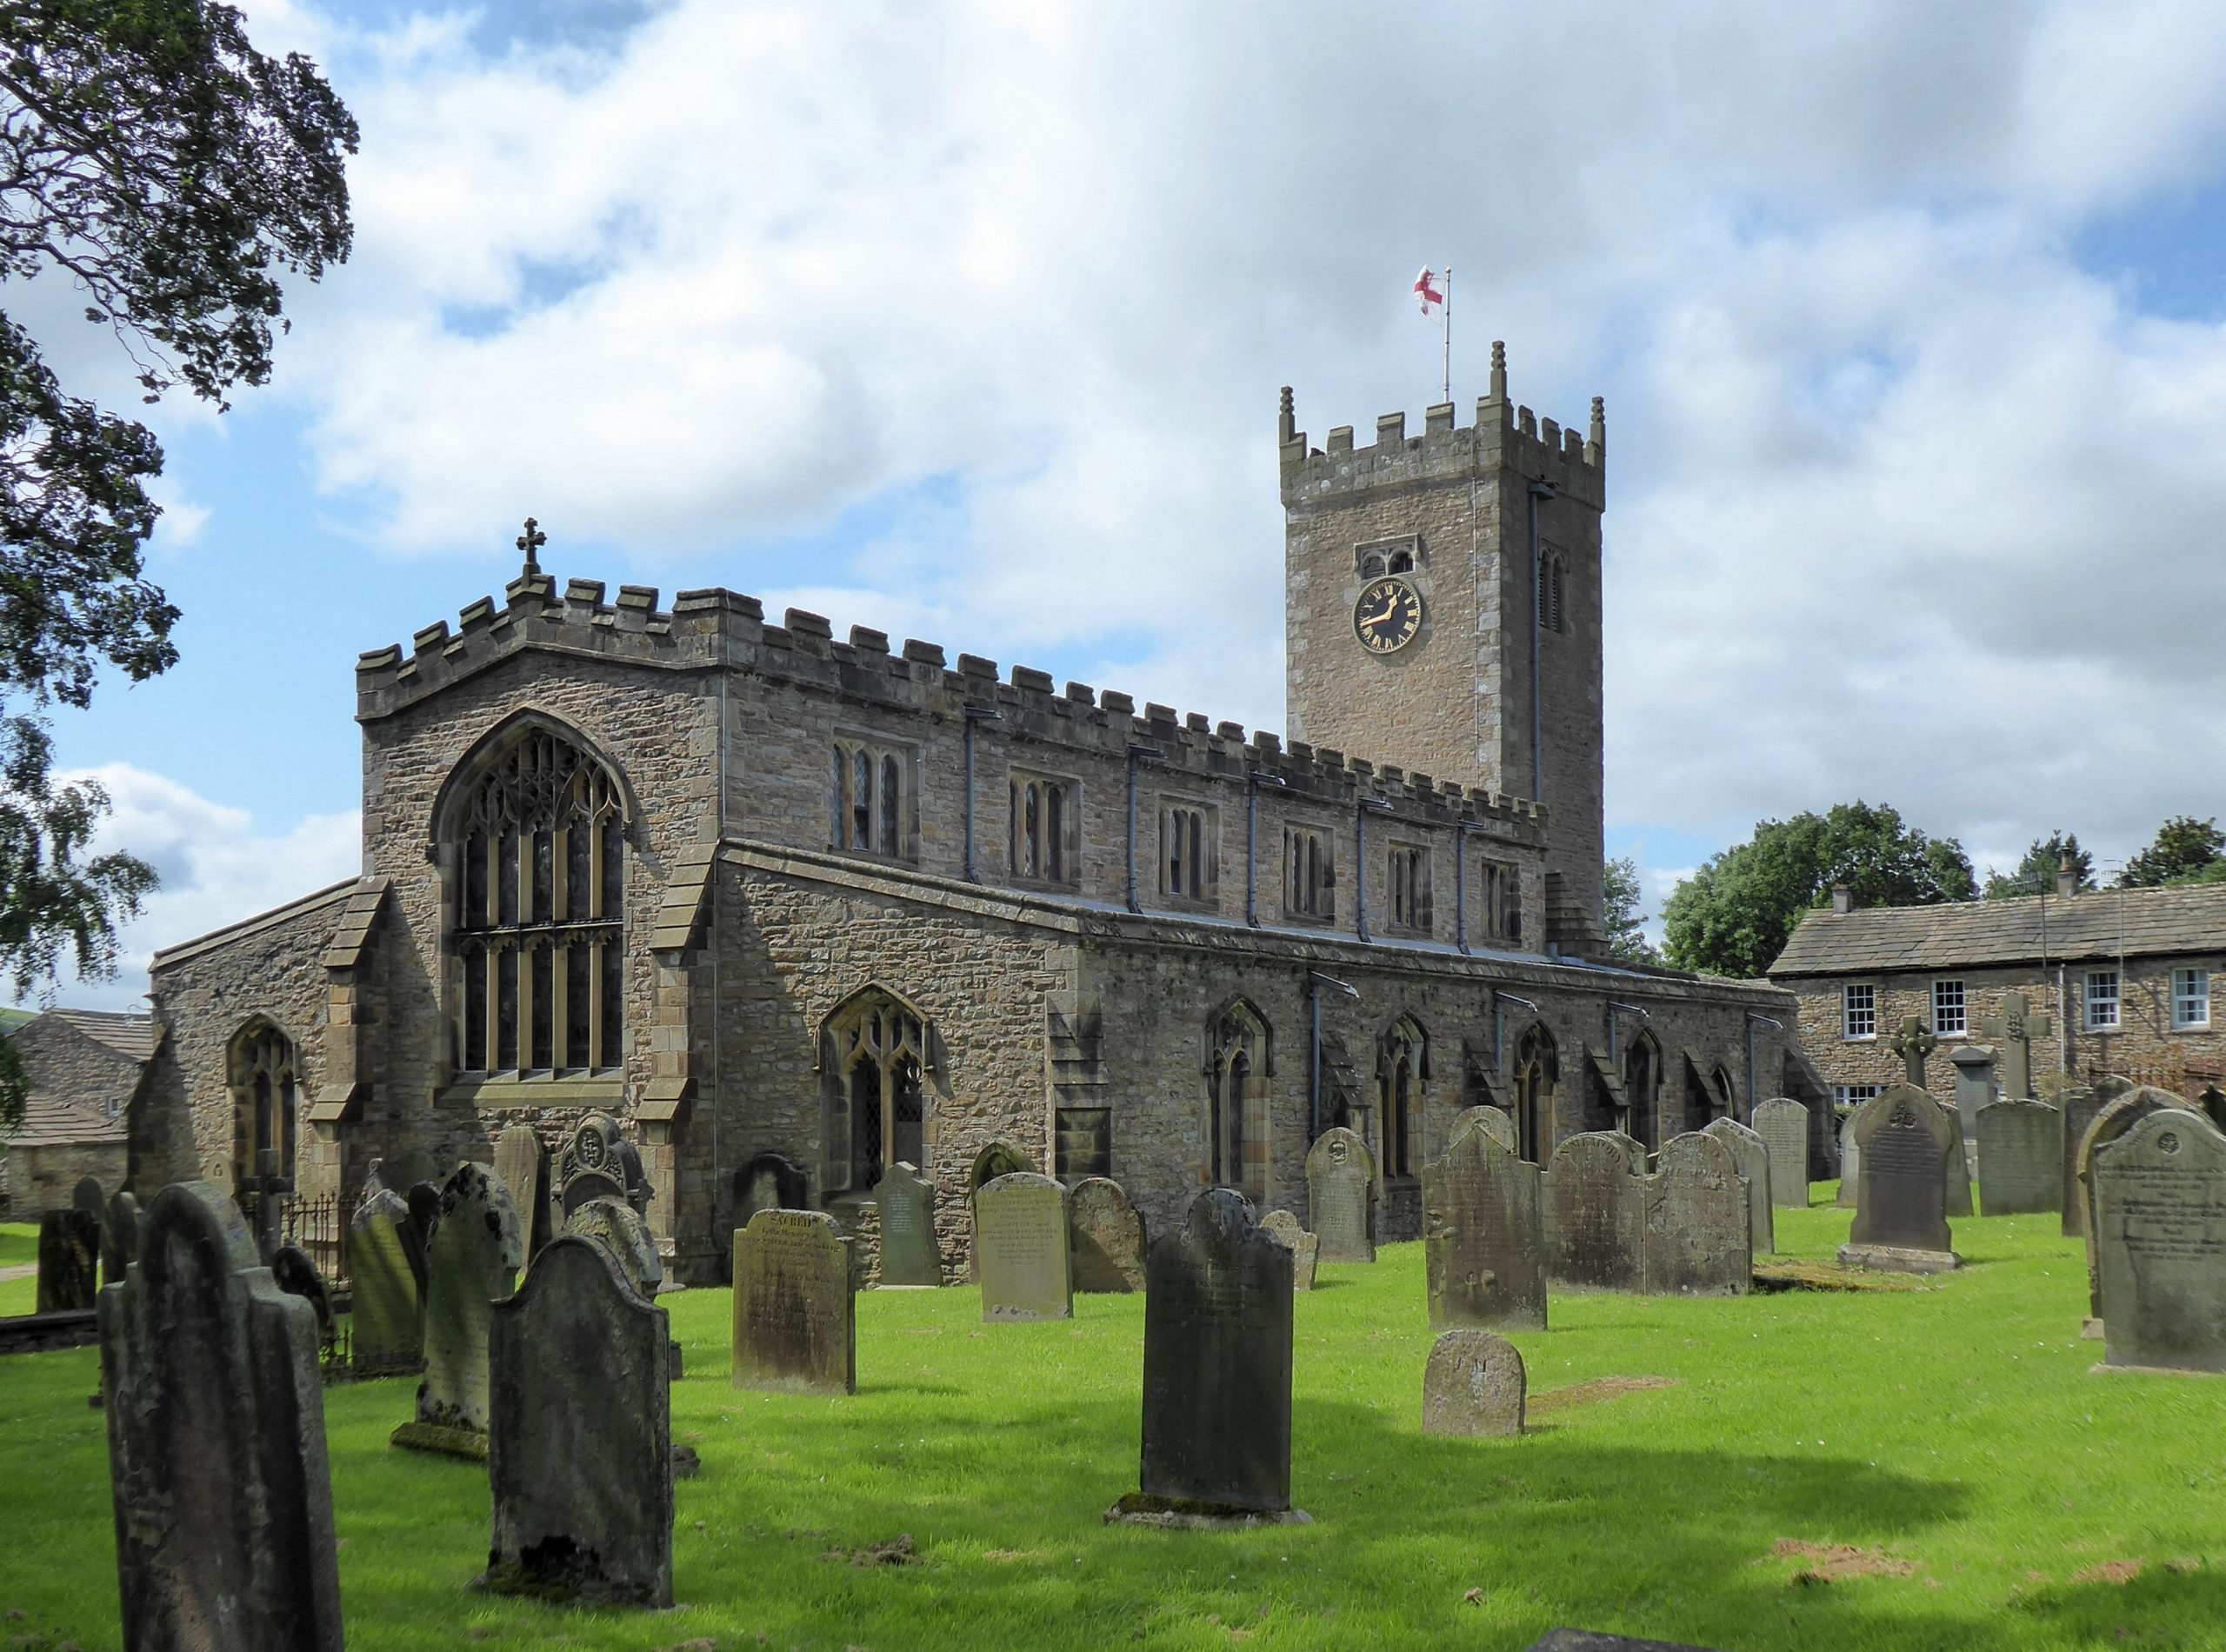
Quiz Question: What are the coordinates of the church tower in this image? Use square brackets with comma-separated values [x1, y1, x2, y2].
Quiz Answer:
[1278, 343, 1607, 953]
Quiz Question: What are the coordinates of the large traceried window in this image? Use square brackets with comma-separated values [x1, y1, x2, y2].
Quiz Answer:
[229, 1019, 298, 1189]
[450, 723, 626, 1076]
[824, 988, 927, 1194]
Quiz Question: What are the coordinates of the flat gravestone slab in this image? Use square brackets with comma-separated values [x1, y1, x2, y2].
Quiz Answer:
[350, 1187, 424, 1378]
[1978, 1099, 2063, 1216]
[2094, 1109, 2226, 1373]
[493, 1124, 553, 1261]
[485, 1236, 673, 1606]
[1451, 1105, 1516, 1154]
[1421, 1329, 1525, 1437]
[975, 1172, 1072, 1322]
[1702, 1118, 1772, 1255]
[730, 1209, 856, 1394]
[1069, 1176, 1146, 1293]
[2079, 1087, 2197, 1325]
[99, 1181, 343, 1651]
[1847, 1085, 1955, 1257]
[37, 1208, 100, 1313]
[565, 1196, 663, 1300]
[1424, 1122, 1547, 1332]
[1543, 1133, 1644, 1292]
[873, 1162, 942, 1287]
[1642, 1132, 1750, 1296]
[1262, 1210, 1319, 1290]
[394, 1162, 521, 1455]
[1138, 1189, 1295, 1515]
[1752, 1099, 1809, 1210]
[1306, 1127, 1376, 1264]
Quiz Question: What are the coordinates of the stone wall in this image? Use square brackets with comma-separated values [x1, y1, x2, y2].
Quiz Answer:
[5, 1141, 127, 1216]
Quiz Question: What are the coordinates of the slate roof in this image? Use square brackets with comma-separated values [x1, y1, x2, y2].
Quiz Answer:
[40, 1009, 157, 1063]
[1769, 883, 2226, 978]
[10, 1094, 127, 1149]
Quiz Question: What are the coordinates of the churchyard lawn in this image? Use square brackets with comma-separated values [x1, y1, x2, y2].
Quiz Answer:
[0, 1222, 37, 1316]
[3, 1196, 2223, 1650]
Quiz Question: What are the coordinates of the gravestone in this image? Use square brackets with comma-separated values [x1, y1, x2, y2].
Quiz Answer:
[1941, 1105, 1976, 1218]
[405, 1179, 444, 1253]
[1068, 1176, 1147, 1293]
[1949, 1044, 1996, 1177]
[975, 1172, 1072, 1322]
[1840, 1085, 1958, 1272]
[1978, 991, 2051, 1102]
[1451, 1105, 1516, 1154]
[2076, 1085, 2195, 1331]
[98, 1180, 343, 1651]
[565, 1195, 663, 1300]
[493, 1123, 554, 1260]
[1129, 1189, 1298, 1520]
[873, 1161, 942, 1286]
[556, 1113, 651, 1219]
[730, 1208, 856, 1395]
[270, 1244, 335, 1357]
[1836, 1116, 1860, 1209]
[72, 1176, 109, 1277]
[37, 1207, 100, 1314]
[1642, 1132, 1751, 1296]
[966, 1141, 1035, 1280]
[1977, 1098, 2063, 1216]
[1262, 1209, 1319, 1289]
[350, 1183, 425, 1377]
[737, 1151, 808, 1223]
[1424, 1117, 1548, 1331]
[1701, 1117, 1773, 1254]
[484, 1235, 673, 1606]
[2062, 1078, 2131, 1238]
[1421, 1328, 1525, 1438]
[2093, 1109, 2226, 1373]
[387, 1149, 439, 1194]
[1305, 1126, 1376, 1264]
[1752, 1099, 1809, 1209]
[101, 1189, 143, 1286]
[392, 1162, 522, 1456]
[1542, 1133, 1644, 1292]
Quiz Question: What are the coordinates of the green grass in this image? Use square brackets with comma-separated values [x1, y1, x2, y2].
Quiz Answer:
[0, 1220, 38, 1269]
[3, 1192, 2224, 1650]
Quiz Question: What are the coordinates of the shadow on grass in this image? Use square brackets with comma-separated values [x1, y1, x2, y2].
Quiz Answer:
[2010, 1566, 2226, 1647]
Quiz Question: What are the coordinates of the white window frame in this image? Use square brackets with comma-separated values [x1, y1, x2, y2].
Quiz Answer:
[2085, 969, 2121, 1032]
[1842, 983, 1876, 1041]
[1931, 978, 1966, 1036]
[2172, 968, 2211, 1031]
[1833, 1082, 1883, 1111]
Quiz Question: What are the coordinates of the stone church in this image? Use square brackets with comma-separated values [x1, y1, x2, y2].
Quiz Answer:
[130, 346, 1809, 1282]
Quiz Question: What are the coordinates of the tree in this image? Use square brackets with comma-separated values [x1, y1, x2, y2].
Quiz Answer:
[0, 2, 356, 1130]
[1660, 801, 1975, 980]
[1983, 830, 2095, 900]
[2119, 816, 2226, 889]
[1603, 856, 1660, 966]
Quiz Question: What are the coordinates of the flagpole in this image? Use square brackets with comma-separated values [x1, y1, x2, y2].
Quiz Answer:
[1442, 265, 1452, 404]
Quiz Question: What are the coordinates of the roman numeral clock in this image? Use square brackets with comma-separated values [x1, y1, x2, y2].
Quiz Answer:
[1352, 575, 1423, 655]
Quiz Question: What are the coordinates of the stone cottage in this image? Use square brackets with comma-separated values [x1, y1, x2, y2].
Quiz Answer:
[5, 1009, 154, 1213]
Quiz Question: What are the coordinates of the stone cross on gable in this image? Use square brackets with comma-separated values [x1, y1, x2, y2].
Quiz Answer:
[1887, 1016, 1937, 1087]
[517, 516, 547, 578]
[1978, 990, 2051, 1100]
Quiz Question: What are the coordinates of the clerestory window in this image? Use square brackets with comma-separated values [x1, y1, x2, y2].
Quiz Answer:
[830, 736, 913, 860]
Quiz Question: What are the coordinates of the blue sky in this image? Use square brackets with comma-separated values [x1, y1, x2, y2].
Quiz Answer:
[20, 0, 2226, 1004]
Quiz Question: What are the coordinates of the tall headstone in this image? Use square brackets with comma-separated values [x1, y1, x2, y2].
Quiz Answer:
[1451, 1105, 1516, 1155]
[1261, 1210, 1319, 1290]
[98, 1181, 343, 1652]
[405, 1179, 444, 1254]
[1133, 1189, 1296, 1518]
[1421, 1328, 1525, 1438]
[2093, 1109, 2226, 1373]
[1977, 991, 2051, 1102]
[1977, 1098, 2063, 1216]
[493, 1123, 554, 1260]
[270, 1243, 336, 1357]
[1840, 1085, 1959, 1273]
[1542, 1133, 1643, 1292]
[1888, 1016, 1937, 1087]
[872, 1162, 942, 1286]
[730, 1209, 856, 1395]
[1836, 1116, 1860, 1209]
[392, 1162, 522, 1456]
[72, 1175, 109, 1272]
[1305, 1126, 1376, 1264]
[2062, 1078, 2129, 1238]
[1941, 1103, 1976, 1218]
[484, 1235, 673, 1606]
[736, 1151, 807, 1223]
[565, 1196, 663, 1301]
[1702, 1117, 1773, 1255]
[556, 1113, 650, 1219]
[101, 1189, 143, 1286]
[1068, 1176, 1147, 1293]
[350, 1183, 425, 1378]
[1752, 1099, 1809, 1210]
[1424, 1116, 1548, 1332]
[37, 1206, 100, 1313]
[966, 1141, 1034, 1280]
[1642, 1132, 1751, 1296]
[975, 1172, 1072, 1322]
[1949, 1044, 1996, 1177]
[2076, 1086, 2195, 1331]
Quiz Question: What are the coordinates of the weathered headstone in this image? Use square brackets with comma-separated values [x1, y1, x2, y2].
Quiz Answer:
[37, 1206, 100, 1313]
[565, 1195, 663, 1300]
[556, 1112, 651, 1219]
[873, 1161, 942, 1286]
[1642, 1131, 1751, 1296]
[1701, 1117, 1773, 1254]
[1840, 1084, 1959, 1272]
[270, 1243, 336, 1357]
[1949, 1044, 1996, 1177]
[1451, 1105, 1516, 1154]
[1126, 1189, 1299, 1521]
[2093, 1109, 2226, 1373]
[1752, 1099, 1809, 1209]
[72, 1175, 108, 1272]
[392, 1162, 522, 1456]
[1421, 1328, 1525, 1438]
[966, 1141, 1034, 1280]
[730, 1208, 856, 1394]
[1941, 1103, 1975, 1218]
[1836, 1116, 1860, 1209]
[736, 1151, 807, 1224]
[484, 1235, 673, 1606]
[2077, 1085, 2195, 1332]
[99, 1180, 343, 1651]
[1542, 1133, 1644, 1292]
[975, 1172, 1072, 1322]
[100, 1189, 142, 1287]
[493, 1123, 554, 1260]
[350, 1183, 425, 1377]
[1261, 1209, 1319, 1289]
[405, 1178, 444, 1253]
[1977, 1098, 2063, 1216]
[2062, 1078, 2130, 1238]
[1424, 1116, 1548, 1331]
[1305, 1126, 1376, 1264]
[1068, 1176, 1147, 1293]
[1978, 991, 2051, 1102]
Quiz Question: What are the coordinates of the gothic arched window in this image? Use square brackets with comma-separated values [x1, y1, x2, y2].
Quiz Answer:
[1624, 1032, 1662, 1149]
[229, 1019, 298, 1189]
[1381, 1015, 1427, 1176]
[1514, 1023, 1558, 1162]
[1206, 1000, 1270, 1191]
[446, 721, 627, 1076]
[824, 988, 928, 1193]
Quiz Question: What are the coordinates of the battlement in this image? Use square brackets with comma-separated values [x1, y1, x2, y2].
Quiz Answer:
[1276, 341, 1605, 510]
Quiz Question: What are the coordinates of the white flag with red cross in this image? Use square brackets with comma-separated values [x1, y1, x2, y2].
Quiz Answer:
[1414, 267, 1445, 316]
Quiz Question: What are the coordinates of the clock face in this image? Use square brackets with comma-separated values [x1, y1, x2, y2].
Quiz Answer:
[1353, 576, 1423, 655]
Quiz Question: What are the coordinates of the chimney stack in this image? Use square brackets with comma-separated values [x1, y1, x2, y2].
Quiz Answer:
[1831, 884, 1853, 916]
[2056, 855, 2077, 898]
